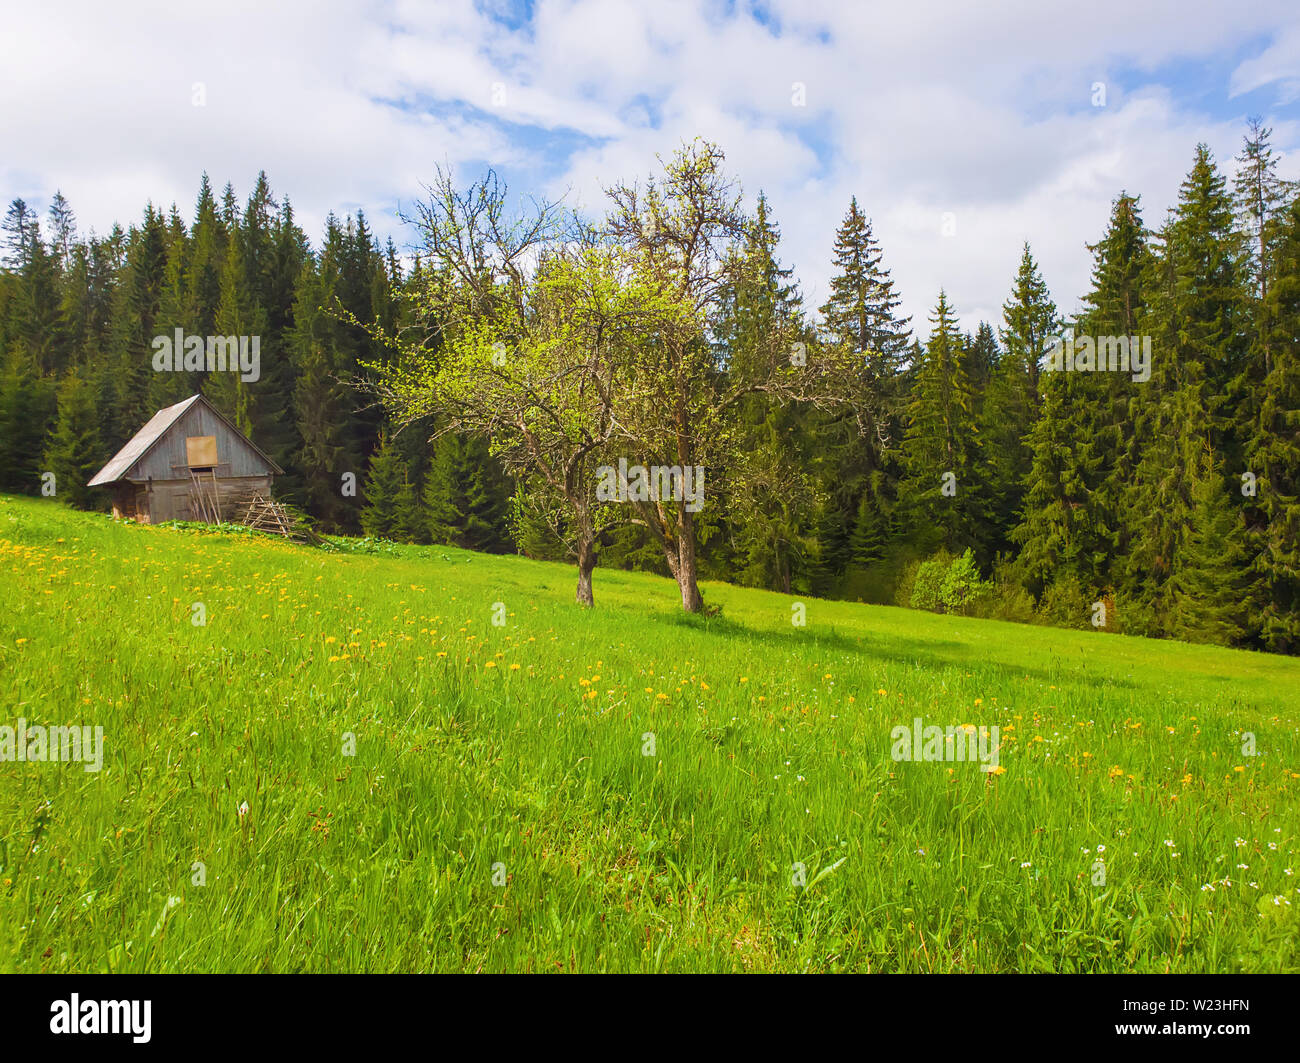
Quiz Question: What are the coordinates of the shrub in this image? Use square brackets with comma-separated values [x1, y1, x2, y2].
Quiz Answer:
[1036, 575, 1096, 630]
[940, 549, 992, 615]
[909, 550, 952, 611]
[974, 558, 1037, 623]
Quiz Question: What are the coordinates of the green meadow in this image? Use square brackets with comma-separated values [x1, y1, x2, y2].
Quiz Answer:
[1, 492, 1297, 973]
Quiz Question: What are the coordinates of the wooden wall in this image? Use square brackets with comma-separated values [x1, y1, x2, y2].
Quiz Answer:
[114, 475, 274, 524]
[130, 404, 275, 482]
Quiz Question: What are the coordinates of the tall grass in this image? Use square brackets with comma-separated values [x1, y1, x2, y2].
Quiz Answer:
[1, 494, 1297, 972]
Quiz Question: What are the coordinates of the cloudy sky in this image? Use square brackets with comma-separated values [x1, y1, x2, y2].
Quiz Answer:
[3, 0, 1298, 333]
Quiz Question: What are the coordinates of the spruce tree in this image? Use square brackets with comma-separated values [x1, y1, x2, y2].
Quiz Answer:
[1016, 194, 1152, 603]
[815, 197, 912, 583]
[1233, 118, 1298, 351]
[717, 193, 816, 592]
[985, 246, 1060, 562]
[1121, 147, 1251, 636]
[898, 291, 980, 552]
[360, 432, 407, 539]
[44, 370, 103, 509]
[290, 256, 352, 528]
[1246, 194, 1300, 652]
[425, 431, 510, 552]
[1169, 446, 1249, 645]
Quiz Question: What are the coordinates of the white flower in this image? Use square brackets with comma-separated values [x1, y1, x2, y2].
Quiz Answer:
[238, 800, 249, 817]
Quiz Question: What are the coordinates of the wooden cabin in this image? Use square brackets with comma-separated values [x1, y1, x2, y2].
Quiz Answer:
[88, 394, 283, 524]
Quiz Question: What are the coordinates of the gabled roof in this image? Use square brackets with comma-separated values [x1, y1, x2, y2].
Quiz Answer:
[88, 393, 284, 486]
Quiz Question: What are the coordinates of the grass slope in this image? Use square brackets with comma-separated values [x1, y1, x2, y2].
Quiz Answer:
[1, 493, 1298, 972]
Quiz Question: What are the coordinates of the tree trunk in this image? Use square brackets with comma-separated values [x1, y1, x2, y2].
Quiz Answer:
[576, 536, 596, 608]
[676, 509, 704, 612]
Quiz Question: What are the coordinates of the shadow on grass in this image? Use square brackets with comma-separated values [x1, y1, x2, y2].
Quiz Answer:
[648, 606, 1140, 691]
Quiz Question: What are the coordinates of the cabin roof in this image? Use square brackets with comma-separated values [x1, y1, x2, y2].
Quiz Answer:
[88, 394, 283, 486]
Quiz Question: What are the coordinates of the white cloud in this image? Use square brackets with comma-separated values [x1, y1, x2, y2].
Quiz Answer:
[2, 0, 1298, 335]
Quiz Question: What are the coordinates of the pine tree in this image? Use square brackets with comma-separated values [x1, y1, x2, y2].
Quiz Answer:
[815, 197, 912, 585]
[149, 215, 193, 410]
[847, 486, 889, 567]
[1246, 193, 1300, 652]
[361, 432, 408, 539]
[1121, 147, 1251, 635]
[203, 223, 266, 433]
[251, 191, 307, 477]
[983, 246, 1061, 563]
[963, 321, 998, 407]
[1015, 194, 1152, 601]
[46, 192, 77, 271]
[44, 370, 103, 509]
[187, 174, 226, 336]
[9, 218, 65, 375]
[108, 205, 169, 441]
[1168, 447, 1248, 645]
[425, 431, 510, 551]
[0, 348, 58, 494]
[2, 199, 39, 269]
[716, 193, 817, 592]
[898, 291, 981, 552]
[290, 256, 352, 527]
[1233, 119, 1298, 351]
[819, 196, 912, 377]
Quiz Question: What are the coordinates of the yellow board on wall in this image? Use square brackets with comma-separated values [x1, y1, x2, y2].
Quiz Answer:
[186, 435, 219, 467]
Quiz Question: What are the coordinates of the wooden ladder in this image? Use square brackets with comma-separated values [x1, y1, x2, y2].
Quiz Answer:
[188, 468, 223, 523]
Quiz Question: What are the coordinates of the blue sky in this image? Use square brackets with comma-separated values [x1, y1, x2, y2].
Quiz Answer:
[2, 0, 1297, 333]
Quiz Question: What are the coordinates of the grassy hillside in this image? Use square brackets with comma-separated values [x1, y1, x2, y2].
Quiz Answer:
[1, 493, 1297, 972]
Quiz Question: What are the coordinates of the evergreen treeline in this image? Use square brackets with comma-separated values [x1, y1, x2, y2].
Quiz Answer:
[2, 121, 1297, 653]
